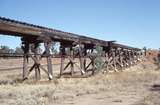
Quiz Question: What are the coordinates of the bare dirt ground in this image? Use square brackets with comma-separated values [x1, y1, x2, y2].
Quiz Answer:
[0, 57, 160, 105]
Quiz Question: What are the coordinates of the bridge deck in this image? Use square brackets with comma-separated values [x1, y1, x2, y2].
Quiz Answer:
[0, 17, 141, 50]
[0, 17, 109, 47]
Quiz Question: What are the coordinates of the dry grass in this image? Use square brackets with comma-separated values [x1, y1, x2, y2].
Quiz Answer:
[135, 92, 160, 105]
[0, 58, 160, 105]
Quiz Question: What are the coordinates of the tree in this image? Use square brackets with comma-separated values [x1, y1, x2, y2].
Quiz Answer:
[153, 49, 160, 70]
[143, 46, 147, 56]
[0, 45, 14, 58]
[51, 42, 59, 54]
[0, 45, 11, 53]
[15, 47, 23, 54]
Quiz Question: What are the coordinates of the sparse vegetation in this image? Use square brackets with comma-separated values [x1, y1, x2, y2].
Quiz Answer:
[0, 45, 24, 58]
[94, 46, 104, 71]
[0, 49, 160, 105]
[153, 51, 160, 70]
[15, 47, 24, 54]
[0, 60, 160, 105]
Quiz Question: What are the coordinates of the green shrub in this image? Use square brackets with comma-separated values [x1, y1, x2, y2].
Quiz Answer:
[153, 52, 160, 70]
[94, 46, 104, 71]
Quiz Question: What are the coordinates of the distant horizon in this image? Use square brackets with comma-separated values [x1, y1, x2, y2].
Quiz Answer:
[0, 34, 158, 50]
[0, 0, 160, 49]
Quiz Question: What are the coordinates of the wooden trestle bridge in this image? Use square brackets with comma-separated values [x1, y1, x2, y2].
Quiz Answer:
[0, 17, 142, 80]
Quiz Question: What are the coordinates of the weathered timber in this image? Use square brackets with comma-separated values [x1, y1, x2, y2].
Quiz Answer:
[21, 37, 54, 80]
[111, 43, 141, 51]
[0, 17, 143, 80]
[0, 17, 109, 47]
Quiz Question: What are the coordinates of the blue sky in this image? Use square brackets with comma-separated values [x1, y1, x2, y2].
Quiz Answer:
[0, 0, 160, 49]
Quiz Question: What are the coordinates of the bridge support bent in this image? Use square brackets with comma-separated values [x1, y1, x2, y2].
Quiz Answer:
[21, 37, 53, 80]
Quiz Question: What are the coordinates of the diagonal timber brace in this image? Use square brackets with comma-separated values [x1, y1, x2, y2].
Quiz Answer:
[21, 37, 53, 80]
